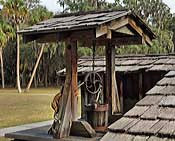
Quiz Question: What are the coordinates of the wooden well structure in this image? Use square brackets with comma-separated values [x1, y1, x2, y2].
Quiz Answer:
[17, 10, 155, 139]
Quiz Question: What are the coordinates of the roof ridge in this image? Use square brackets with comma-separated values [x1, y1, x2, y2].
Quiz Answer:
[53, 9, 129, 18]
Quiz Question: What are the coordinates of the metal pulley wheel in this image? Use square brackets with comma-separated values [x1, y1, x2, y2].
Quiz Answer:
[84, 71, 103, 95]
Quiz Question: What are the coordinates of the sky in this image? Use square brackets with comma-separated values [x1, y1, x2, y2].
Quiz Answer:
[40, 0, 175, 14]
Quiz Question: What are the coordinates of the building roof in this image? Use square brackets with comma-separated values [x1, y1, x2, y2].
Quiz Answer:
[57, 55, 175, 75]
[101, 71, 175, 141]
[19, 10, 155, 45]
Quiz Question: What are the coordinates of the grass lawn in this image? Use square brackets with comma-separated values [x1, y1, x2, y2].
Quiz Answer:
[0, 88, 59, 141]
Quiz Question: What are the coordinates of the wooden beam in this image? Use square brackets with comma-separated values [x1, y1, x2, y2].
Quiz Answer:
[128, 18, 152, 46]
[119, 78, 124, 113]
[114, 26, 135, 36]
[111, 45, 120, 114]
[79, 36, 143, 47]
[107, 29, 112, 39]
[105, 41, 116, 117]
[95, 17, 129, 39]
[109, 17, 129, 30]
[96, 25, 108, 38]
[139, 72, 143, 100]
[56, 43, 72, 138]
[71, 40, 78, 120]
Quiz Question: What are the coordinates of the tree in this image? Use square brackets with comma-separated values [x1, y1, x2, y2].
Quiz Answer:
[0, 13, 14, 88]
[120, 0, 174, 53]
[57, 0, 110, 12]
[1, 0, 28, 93]
[25, 5, 53, 91]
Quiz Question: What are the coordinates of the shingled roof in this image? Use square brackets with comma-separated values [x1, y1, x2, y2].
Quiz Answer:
[101, 71, 175, 141]
[58, 55, 175, 75]
[19, 10, 155, 45]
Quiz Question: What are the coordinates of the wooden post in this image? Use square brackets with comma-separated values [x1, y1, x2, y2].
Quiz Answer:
[53, 40, 78, 138]
[71, 40, 78, 120]
[139, 72, 143, 100]
[119, 79, 124, 113]
[105, 41, 119, 116]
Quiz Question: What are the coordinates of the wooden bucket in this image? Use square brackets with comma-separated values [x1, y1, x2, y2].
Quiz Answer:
[85, 104, 108, 132]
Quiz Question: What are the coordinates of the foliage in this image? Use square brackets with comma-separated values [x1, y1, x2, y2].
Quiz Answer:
[57, 0, 111, 12]
[0, 0, 28, 26]
[0, 0, 175, 88]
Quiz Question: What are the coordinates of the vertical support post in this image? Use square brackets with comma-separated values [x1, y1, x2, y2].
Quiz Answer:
[53, 40, 78, 139]
[105, 41, 118, 116]
[81, 84, 86, 119]
[71, 40, 78, 120]
[56, 44, 72, 139]
[139, 72, 143, 100]
[119, 79, 124, 113]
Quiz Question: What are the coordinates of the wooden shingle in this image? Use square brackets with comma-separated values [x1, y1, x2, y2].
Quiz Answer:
[146, 86, 166, 95]
[159, 96, 175, 107]
[158, 121, 175, 137]
[133, 135, 149, 141]
[124, 106, 149, 118]
[158, 107, 175, 120]
[165, 71, 175, 77]
[108, 117, 139, 132]
[157, 77, 175, 86]
[147, 136, 168, 141]
[128, 120, 160, 135]
[136, 95, 163, 106]
[141, 106, 160, 120]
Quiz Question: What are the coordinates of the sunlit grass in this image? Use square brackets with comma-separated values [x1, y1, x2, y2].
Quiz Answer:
[0, 88, 59, 129]
[0, 87, 82, 141]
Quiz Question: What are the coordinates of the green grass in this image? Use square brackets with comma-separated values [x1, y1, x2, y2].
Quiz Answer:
[0, 88, 59, 141]
[0, 87, 82, 141]
[0, 88, 59, 129]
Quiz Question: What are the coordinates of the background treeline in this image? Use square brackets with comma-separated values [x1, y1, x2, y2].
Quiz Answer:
[0, 0, 175, 90]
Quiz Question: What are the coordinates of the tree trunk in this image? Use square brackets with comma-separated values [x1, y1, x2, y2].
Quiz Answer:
[26, 44, 44, 92]
[0, 48, 4, 88]
[16, 25, 22, 93]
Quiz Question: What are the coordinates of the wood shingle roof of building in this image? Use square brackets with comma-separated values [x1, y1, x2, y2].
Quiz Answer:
[19, 10, 155, 46]
[101, 71, 175, 141]
[57, 55, 175, 75]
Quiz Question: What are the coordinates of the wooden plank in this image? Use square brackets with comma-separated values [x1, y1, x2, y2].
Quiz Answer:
[108, 117, 139, 132]
[109, 17, 128, 30]
[139, 73, 143, 100]
[119, 79, 124, 113]
[71, 40, 78, 120]
[158, 121, 175, 137]
[136, 95, 163, 106]
[133, 136, 149, 141]
[96, 25, 107, 38]
[158, 107, 175, 120]
[141, 106, 160, 120]
[105, 41, 112, 116]
[128, 18, 152, 46]
[57, 44, 73, 138]
[146, 85, 166, 95]
[114, 26, 135, 35]
[165, 71, 175, 77]
[101, 132, 134, 141]
[124, 106, 149, 118]
[147, 136, 168, 141]
[101, 132, 117, 141]
[159, 96, 175, 107]
[128, 120, 159, 135]
[113, 133, 134, 141]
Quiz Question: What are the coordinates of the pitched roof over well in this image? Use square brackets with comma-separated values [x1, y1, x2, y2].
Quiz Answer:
[58, 54, 175, 75]
[19, 10, 155, 45]
[101, 71, 175, 141]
